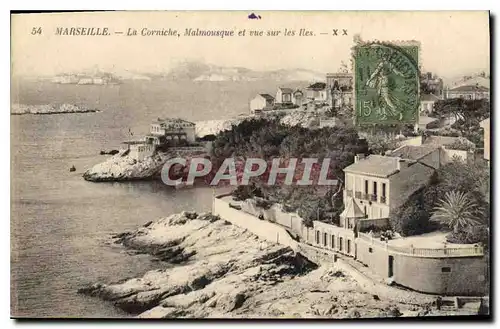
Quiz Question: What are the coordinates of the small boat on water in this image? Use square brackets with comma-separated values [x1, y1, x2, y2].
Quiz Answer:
[69, 165, 76, 172]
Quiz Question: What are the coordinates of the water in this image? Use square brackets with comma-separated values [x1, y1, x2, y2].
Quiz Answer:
[10, 79, 295, 317]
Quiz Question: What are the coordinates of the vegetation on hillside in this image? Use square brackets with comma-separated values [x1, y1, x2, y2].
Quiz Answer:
[432, 99, 490, 148]
[214, 118, 369, 224]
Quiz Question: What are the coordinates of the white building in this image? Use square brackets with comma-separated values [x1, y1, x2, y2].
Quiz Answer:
[249, 94, 275, 114]
[343, 154, 436, 220]
[123, 140, 155, 161]
[445, 84, 490, 101]
[420, 93, 440, 114]
[147, 118, 196, 145]
[275, 87, 293, 105]
[306, 82, 328, 103]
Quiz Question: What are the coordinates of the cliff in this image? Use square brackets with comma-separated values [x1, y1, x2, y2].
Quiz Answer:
[77, 211, 476, 318]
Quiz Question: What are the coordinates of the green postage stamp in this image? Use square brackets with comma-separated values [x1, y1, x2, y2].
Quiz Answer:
[354, 41, 420, 125]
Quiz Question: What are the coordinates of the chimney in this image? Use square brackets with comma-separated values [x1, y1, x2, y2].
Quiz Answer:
[394, 157, 401, 171]
[355, 153, 365, 163]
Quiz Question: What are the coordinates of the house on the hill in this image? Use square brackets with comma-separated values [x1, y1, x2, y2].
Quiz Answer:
[275, 87, 294, 105]
[343, 154, 436, 220]
[292, 89, 305, 106]
[146, 117, 196, 145]
[445, 84, 490, 101]
[250, 94, 275, 114]
[306, 82, 328, 103]
[420, 93, 440, 114]
[398, 135, 475, 162]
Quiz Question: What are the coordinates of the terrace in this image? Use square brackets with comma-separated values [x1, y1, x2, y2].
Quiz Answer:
[359, 231, 484, 258]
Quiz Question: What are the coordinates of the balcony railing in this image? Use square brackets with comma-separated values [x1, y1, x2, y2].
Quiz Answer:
[346, 190, 353, 197]
[362, 193, 369, 200]
[370, 194, 377, 202]
[357, 233, 484, 258]
[381, 196, 387, 204]
[354, 191, 362, 199]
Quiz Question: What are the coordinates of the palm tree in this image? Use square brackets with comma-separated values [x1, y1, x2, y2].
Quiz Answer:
[432, 191, 482, 233]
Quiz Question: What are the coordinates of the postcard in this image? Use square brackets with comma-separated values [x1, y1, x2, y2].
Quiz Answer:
[10, 11, 490, 319]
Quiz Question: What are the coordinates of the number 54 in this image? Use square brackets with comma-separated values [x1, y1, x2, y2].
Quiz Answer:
[31, 27, 42, 35]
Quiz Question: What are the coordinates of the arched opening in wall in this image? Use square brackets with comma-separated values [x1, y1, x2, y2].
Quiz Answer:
[339, 237, 343, 252]
[323, 232, 328, 247]
[388, 255, 394, 278]
[347, 239, 351, 254]
[315, 230, 320, 244]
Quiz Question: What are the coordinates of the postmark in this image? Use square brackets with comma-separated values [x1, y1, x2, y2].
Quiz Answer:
[354, 41, 420, 125]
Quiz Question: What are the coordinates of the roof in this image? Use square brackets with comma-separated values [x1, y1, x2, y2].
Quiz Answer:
[154, 118, 195, 127]
[258, 93, 275, 101]
[421, 93, 440, 102]
[278, 87, 293, 93]
[388, 145, 439, 161]
[423, 136, 474, 147]
[343, 155, 401, 178]
[340, 198, 365, 219]
[293, 89, 304, 95]
[449, 85, 490, 92]
[307, 82, 327, 90]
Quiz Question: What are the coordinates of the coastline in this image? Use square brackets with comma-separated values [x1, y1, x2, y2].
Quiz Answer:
[79, 211, 481, 318]
[83, 148, 207, 182]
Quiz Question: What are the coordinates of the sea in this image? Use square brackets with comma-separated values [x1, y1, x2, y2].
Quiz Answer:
[10, 78, 304, 318]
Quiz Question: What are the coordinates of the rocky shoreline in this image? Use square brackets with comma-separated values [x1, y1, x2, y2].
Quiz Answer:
[78, 211, 478, 318]
[83, 149, 207, 182]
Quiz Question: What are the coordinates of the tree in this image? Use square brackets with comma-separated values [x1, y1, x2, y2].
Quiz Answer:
[390, 189, 431, 236]
[431, 191, 482, 234]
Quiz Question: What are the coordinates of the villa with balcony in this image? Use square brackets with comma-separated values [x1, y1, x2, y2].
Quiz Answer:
[342, 154, 435, 221]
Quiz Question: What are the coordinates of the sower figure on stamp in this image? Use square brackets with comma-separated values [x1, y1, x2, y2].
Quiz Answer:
[365, 54, 406, 121]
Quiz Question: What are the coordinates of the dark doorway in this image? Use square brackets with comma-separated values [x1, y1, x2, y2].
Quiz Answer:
[388, 255, 394, 277]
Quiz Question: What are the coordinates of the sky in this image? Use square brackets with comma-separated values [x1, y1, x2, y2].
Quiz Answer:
[11, 11, 490, 81]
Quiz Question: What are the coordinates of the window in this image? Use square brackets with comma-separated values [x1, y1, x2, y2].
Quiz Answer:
[369, 247, 373, 253]
[441, 267, 451, 273]
[315, 231, 320, 244]
[331, 235, 335, 248]
[323, 232, 328, 246]
[347, 240, 351, 254]
[339, 237, 343, 251]
[365, 180, 369, 194]
[373, 182, 377, 197]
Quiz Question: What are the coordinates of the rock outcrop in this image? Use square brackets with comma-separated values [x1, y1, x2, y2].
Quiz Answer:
[83, 151, 168, 182]
[78, 211, 479, 318]
[83, 149, 207, 182]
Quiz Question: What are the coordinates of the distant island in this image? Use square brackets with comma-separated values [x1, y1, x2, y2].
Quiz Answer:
[51, 73, 121, 85]
[11, 103, 100, 115]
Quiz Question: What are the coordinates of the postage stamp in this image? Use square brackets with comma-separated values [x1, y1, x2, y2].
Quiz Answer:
[354, 42, 420, 125]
